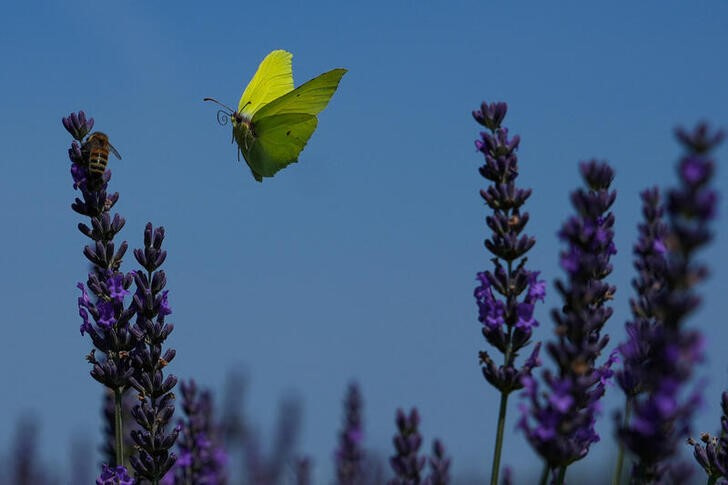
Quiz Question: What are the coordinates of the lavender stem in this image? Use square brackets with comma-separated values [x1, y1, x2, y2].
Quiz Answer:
[114, 388, 124, 467]
[490, 392, 508, 485]
[612, 399, 632, 485]
[539, 463, 549, 485]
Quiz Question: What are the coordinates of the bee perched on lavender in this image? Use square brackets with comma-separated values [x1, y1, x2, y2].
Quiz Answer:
[84, 132, 122, 177]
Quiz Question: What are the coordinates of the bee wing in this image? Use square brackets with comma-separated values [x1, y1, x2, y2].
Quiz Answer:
[108, 143, 122, 160]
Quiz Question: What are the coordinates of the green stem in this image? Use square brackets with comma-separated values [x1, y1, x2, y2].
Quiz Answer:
[612, 398, 633, 485]
[707, 476, 718, 485]
[556, 466, 567, 485]
[490, 391, 510, 485]
[114, 387, 124, 467]
[539, 463, 550, 485]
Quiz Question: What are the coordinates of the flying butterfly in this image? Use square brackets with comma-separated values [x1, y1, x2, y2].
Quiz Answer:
[83, 132, 121, 176]
[205, 49, 346, 182]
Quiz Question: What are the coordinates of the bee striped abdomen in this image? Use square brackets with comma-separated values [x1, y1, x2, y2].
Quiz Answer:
[84, 132, 120, 177]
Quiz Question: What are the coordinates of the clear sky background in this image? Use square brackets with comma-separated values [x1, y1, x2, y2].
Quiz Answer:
[1, 0, 727, 482]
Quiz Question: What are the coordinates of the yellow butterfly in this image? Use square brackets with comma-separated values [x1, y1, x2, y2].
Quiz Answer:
[205, 50, 346, 181]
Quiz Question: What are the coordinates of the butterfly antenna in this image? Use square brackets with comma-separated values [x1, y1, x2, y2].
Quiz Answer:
[203, 97, 236, 114]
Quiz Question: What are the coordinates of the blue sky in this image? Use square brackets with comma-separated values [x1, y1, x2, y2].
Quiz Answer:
[1, 0, 727, 481]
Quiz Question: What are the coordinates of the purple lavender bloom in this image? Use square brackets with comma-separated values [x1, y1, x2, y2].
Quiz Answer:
[618, 123, 723, 483]
[96, 464, 135, 485]
[127, 223, 179, 482]
[472, 102, 544, 397]
[425, 439, 451, 485]
[472, 101, 544, 485]
[388, 408, 426, 484]
[519, 161, 617, 474]
[336, 382, 365, 485]
[615, 188, 669, 400]
[62, 110, 94, 141]
[169, 380, 227, 484]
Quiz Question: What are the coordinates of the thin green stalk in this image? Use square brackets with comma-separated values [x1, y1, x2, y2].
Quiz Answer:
[539, 463, 550, 485]
[114, 387, 124, 467]
[556, 466, 566, 485]
[707, 476, 718, 485]
[612, 398, 633, 485]
[490, 391, 510, 485]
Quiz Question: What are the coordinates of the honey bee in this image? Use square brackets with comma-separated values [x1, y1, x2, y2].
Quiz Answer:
[83, 132, 121, 176]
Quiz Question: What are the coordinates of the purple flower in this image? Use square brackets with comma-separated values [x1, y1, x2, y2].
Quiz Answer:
[335, 382, 365, 485]
[63, 110, 94, 141]
[426, 439, 451, 485]
[472, 102, 544, 399]
[168, 380, 227, 484]
[388, 408, 426, 484]
[520, 161, 617, 472]
[127, 223, 179, 482]
[619, 123, 723, 483]
[96, 464, 134, 485]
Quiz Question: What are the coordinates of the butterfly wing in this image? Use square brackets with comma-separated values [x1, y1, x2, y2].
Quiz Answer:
[252, 68, 347, 120]
[238, 50, 294, 118]
[241, 114, 318, 181]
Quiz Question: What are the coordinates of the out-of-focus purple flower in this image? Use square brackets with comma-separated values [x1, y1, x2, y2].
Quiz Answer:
[388, 408, 426, 484]
[335, 382, 365, 485]
[519, 161, 617, 473]
[616, 188, 669, 399]
[425, 439, 451, 485]
[168, 380, 227, 484]
[618, 123, 723, 483]
[63, 110, 94, 141]
[472, 101, 544, 398]
[96, 464, 135, 485]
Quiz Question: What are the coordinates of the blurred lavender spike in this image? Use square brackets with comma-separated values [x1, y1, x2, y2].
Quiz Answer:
[388, 408, 426, 484]
[519, 160, 618, 476]
[619, 123, 723, 483]
[336, 382, 365, 485]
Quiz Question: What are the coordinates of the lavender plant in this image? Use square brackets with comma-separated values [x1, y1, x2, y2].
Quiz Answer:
[388, 408, 426, 484]
[65, 112, 178, 483]
[426, 440, 451, 485]
[519, 160, 618, 484]
[127, 223, 179, 482]
[472, 101, 545, 485]
[165, 380, 227, 484]
[336, 382, 365, 485]
[618, 124, 723, 483]
[612, 187, 668, 482]
[65, 111, 138, 470]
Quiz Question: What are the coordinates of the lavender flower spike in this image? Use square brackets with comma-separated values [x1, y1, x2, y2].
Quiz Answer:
[519, 161, 617, 479]
[388, 408, 426, 484]
[472, 101, 545, 485]
[128, 223, 179, 482]
[618, 123, 723, 483]
[168, 379, 228, 484]
[65, 112, 137, 470]
[336, 382, 365, 485]
[426, 439, 451, 485]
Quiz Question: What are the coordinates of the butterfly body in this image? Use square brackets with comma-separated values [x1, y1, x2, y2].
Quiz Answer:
[206, 50, 346, 182]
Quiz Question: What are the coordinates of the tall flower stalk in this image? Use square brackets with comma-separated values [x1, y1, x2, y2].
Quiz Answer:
[336, 382, 365, 484]
[166, 380, 227, 484]
[128, 223, 179, 483]
[388, 408, 426, 484]
[65, 111, 138, 469]
[519, 161, 618, 484]
[619, 123, 723, 483]
[472, 101, 544, 485]
[613, 187, 668, 484]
